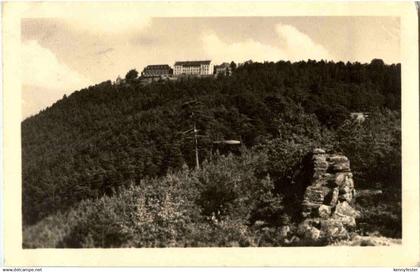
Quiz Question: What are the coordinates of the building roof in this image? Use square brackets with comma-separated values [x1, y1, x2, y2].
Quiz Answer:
[174, 60, 211, 67]
[214, 63, 230, 68]
[143, 64, 172, 70]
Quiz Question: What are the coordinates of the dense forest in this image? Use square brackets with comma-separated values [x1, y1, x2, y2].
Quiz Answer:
[22, 59, 401, 247]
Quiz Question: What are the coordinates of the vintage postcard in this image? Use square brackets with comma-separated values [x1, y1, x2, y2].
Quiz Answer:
[2, 1, 419, 267]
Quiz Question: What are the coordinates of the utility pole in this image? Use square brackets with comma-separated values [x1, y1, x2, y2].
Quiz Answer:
[193, 121, 200, 170]
[182, 100, 204, 170]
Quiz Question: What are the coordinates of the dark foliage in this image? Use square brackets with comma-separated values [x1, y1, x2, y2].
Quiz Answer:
[125, 69, 139, 82]
[22, 59, 400, 227]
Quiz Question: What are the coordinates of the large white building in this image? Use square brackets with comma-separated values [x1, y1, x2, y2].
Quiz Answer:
[173, 60, 214, 76]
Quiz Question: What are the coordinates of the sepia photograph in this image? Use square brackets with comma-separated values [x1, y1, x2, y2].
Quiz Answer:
[20, 15, 402, 248]
[2, 1, 419, 267]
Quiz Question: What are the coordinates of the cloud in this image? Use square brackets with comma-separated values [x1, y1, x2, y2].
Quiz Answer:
[22, 40, 90, 90]
[61, 7, 151, 35]
[96, 48, 114, 55]
[202, 33, 286, 63]
[275, 24, 331, 61]
[202, 23, 332, 63]
[21, 3, 151, 35]
[22, 40, 91, 118]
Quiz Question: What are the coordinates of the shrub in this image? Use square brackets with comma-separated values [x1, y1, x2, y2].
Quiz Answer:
[335, 109, 401, 189]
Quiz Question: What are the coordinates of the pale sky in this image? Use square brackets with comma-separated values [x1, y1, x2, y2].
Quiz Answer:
[21, 16, 400, 119]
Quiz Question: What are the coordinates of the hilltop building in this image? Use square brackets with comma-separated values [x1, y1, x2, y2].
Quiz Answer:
[173, 60, 213, 76]
[214, 62, 232, 76]
[350, 112, 369, 123]
[141, 64, 173, 78]
[114, 75, 125, 85]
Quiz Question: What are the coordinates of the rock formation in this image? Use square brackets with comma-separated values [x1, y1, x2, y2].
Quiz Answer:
[296, 148, 360, 243]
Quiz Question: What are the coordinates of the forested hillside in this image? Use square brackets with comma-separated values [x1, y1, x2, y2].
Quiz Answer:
[22, 59, 401, 243]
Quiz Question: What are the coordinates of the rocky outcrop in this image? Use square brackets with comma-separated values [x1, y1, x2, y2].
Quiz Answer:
[296, 148, 360, 243]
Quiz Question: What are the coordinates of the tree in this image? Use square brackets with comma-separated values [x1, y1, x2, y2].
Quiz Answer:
[230, 61, 237, 72]
[125, 69, 139, 82]
[370, 58, 385, 67]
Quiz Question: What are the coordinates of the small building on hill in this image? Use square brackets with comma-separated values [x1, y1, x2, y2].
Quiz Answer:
[114, 75, 125, 85]
[214, 62, 232, 76]
[173, 60, 213, 76]
[350, 112, 369, 123]
[141, 64, 173, 78]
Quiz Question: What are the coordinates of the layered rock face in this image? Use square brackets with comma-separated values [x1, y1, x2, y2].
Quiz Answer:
[296, 148, 360, 243]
